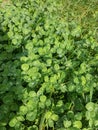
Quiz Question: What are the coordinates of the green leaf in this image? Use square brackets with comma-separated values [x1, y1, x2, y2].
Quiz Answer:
[73, 121, 82, 129]
[3, 94, 13, 104]
[23, 28, 30, 35]
[12, 38, 17, 45]
[20, 56, 28, 62]
[25, 42, 33, 50]
[94, 120, 98, 126]
[16, 116, 25, 121]
[39, 102, 45, 109]
[74, 77, 79, 84]
[80, 62, 87, 73]
[86, 102, 95, 111]
[60, 84, 67, 93]
[27, 100, 37, 110]
[45, 111, 52, 119]
[56, 100, 63, 107]
[26, 110, 37, 121]
[0, 120, 7, 127]
[50, 75, 57, 83]
[85, 111, 90, 120]
[8, 31, 13, 38]
[81, 76, 86, 86]
[74, 113, 82, 120]
[29, 91, 36, 97]
[27, 125, 38, 130]
[71, 26, 81, 37]
[57, 48, 63, 57]
[38, 48, 44, 55]
[9, 117, 18, 127]
[66, 60, 72, 68]
[67, 111, 74, 119]
[21, 64, 29, 71]
[54, 64, 60, 70]
[44, 76, 49, 82]
[48, 119, 54, 127]
[51, 114, 59, 121]
[46, 99, 51, 107]
[63, 120, 71, 128]
[40, 95, 47, 102]
[19, 106, 28, 115]
[68, 84, 76, 92]
[46, 59, 52, 66]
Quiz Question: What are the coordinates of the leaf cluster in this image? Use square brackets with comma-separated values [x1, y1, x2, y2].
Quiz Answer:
[0, 0, 98, 130]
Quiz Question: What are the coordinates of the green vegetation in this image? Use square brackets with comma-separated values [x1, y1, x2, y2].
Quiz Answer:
[0, 0, 98, 130]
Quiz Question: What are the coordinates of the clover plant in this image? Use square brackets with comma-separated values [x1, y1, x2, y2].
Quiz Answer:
[0, 0, 98, 130]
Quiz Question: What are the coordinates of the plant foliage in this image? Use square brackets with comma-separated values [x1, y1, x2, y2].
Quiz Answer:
[0, 0, 98, 130]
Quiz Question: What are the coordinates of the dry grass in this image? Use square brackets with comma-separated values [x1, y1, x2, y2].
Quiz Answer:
[0, 0, 11, 8]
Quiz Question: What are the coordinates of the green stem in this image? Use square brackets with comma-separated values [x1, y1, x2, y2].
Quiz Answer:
[39, 111, 46, 130]
[90, 85, 93, 102]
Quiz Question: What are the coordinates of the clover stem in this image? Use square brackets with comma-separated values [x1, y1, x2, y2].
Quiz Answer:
[39, 110, 46, 130]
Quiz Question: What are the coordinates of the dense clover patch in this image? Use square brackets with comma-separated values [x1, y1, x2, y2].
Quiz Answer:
[0, 0, 98, 130]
